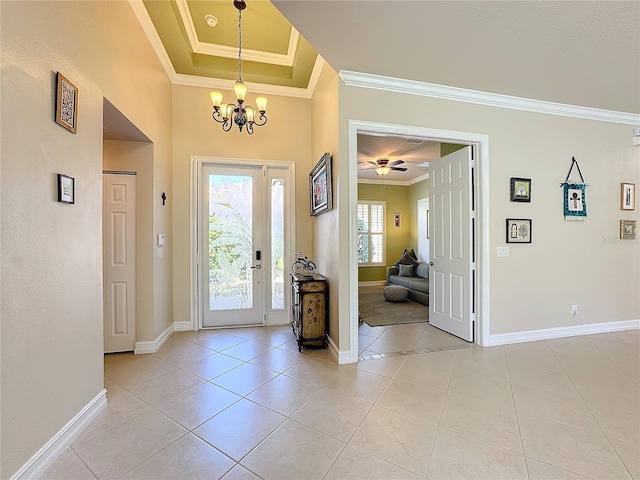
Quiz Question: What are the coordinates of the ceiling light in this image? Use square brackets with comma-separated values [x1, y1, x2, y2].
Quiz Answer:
[375, 166, 391, 176]
[209, 0, 267, 134]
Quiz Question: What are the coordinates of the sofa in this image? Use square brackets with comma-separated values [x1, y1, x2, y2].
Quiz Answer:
[386, 258, 429, 306]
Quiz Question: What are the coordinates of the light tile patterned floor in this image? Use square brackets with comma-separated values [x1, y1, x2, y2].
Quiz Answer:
[41, 325, 639, 480]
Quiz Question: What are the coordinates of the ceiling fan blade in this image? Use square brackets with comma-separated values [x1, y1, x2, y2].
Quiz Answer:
[389, 159, 405, 166]
[358, 166, 377, 171]
[366, 160, 379, 167]
[390, 167, 408, 172]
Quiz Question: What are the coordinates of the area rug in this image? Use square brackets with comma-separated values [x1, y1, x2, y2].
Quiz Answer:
[359, 287, 429, 327]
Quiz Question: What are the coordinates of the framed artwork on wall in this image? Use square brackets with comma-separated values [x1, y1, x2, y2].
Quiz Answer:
[563, 183, 587, 219]
[510, 177, 531, 202]
[506, 218, 531, 243]
[620, 220, 637, 240]
[621, 183, 635, 211]
[309, 152, 332, 216]
[55, 72, 78, 134]
[57, 174, 75, 204]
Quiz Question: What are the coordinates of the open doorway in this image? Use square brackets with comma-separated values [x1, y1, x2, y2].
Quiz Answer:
[348, 121, 491, 363]
[355, 134, 473, 358]
[102, 99, 152, 353]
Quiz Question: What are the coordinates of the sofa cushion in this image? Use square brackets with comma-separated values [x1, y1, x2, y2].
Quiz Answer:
[399, 264, 413, 276]
[389, 275, 429, 294]
[416, 263, 429, 279]
[394, 252, 419, 269]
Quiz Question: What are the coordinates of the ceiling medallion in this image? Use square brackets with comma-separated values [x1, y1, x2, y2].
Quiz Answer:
[209, 0, 267, 134]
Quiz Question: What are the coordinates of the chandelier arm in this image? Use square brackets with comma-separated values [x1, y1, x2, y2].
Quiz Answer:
[252, 112, 267, 127]
[222, 119, 233, 132]
[246, 122, 254, 135]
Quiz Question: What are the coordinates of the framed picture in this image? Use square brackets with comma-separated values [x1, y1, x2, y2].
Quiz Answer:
[57, 174, 75, 204]
[506, 218, 531, 243]
[563, 183, 587, 218]
[621, 183, 635, 211]
[620, 220, 637, 240]
[55, 72, 78, 134]
[309, 152, 333, 216]
[394, 213, 401, 228]
[510, 177, 531, 202]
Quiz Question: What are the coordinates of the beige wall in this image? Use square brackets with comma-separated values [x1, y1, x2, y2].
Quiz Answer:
[0, 1, 173, 477]
[338, 84, 640, 338]
[171, 84, 314, 326]
[310, 63, 340, 344]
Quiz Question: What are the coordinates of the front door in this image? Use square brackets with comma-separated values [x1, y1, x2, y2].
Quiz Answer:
[429, 146, 474, 341]
[201, 166, 264, 327]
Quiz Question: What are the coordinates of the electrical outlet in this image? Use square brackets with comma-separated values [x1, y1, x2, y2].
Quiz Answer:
[571, 305, 579, 315]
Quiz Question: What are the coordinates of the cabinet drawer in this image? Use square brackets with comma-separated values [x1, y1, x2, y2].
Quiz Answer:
[301, 281, 326, 293]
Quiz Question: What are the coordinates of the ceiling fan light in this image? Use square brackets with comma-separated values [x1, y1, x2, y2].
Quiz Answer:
[375, 166, 391, 176]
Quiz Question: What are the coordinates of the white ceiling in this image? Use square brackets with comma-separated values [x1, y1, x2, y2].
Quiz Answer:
[273, 1, 640, 114]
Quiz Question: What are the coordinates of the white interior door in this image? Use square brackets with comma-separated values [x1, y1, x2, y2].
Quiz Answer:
[103, 173, 136, 352]
[429, 147, 474, 342]
[201, 165, 264, 327]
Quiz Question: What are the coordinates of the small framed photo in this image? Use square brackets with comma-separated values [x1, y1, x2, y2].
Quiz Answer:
[57, 174, 75, 204]
[621, 183, 635, 211]
[620, 220, 636, 240]
[394, 213, 401, 228]
[506, 218, 531, 243]
[55, 72, 78, 133]
[563, 183, 587, 218]
[510, 177, 531, 202]
[309, 152, 333, 216]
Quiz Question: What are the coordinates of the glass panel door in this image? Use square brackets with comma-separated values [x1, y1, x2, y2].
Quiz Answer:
[202, 166, 263, 327]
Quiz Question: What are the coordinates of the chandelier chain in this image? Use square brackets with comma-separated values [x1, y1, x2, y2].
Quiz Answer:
[237, 7, 242, 81]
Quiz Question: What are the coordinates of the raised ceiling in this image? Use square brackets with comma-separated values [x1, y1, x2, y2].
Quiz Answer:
[138, 0, 321, 94]
[273, 1, 640, 114]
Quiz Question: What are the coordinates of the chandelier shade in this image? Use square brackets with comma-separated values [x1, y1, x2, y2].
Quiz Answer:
[210, 0, 268, 134]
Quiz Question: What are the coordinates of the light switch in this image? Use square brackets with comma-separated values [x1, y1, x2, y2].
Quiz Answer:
[157, 247, 164, 258]
[497, 246, 510, 257]
[157, 233, 165, 246]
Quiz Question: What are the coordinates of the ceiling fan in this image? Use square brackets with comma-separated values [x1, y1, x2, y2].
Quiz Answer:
[359, 158, 407, 176]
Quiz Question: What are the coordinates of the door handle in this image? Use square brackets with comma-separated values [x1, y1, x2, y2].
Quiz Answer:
[429, 262, 434, 266]
[250, 264, 262, 269]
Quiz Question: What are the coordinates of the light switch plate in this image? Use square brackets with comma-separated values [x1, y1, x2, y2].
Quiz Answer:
[497, 246, 510, 257]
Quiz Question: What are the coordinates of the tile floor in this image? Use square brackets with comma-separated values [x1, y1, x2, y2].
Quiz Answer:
[41, 325, 639, 480]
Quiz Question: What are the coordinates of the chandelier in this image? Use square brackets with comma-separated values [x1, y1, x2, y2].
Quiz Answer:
[209, 0, 267, 134]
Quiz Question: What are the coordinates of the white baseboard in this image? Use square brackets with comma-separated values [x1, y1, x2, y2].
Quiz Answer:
[327, 335, 355, 364]
[358, 280, 386, 287]
[134, 324, 174, 354]
[173, 321, 192, 332]
[487, 319, 640, 346]
[10, 389, 107, 480]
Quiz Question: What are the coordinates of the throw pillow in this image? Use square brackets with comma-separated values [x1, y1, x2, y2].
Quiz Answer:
[416, 263, 429, 279]
[393, 252, 419, 269]
[399, 264, 413, 277]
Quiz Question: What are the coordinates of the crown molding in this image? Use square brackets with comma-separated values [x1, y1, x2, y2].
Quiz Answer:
[129, 0, 322, 100]
[175, 0, 298, 67]
[129, 0, 177, 79]
[340, 70, 640, 126]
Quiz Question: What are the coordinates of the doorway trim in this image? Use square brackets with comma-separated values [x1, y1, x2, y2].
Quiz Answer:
[348, 120, 491, 363]
[190, 155, 296, 331]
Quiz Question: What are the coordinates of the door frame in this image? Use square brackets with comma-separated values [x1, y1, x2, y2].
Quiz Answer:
[190, 155, 296, 330]
[348, 121, 490, 362]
